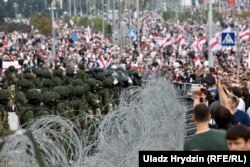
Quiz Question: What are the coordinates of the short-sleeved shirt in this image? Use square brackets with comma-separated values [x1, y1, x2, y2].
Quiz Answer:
[184, 129, 228, 151]
[235, 109, 250, 127]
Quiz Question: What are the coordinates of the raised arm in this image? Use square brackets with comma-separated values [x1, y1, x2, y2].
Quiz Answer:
[216, 77, 232, 113]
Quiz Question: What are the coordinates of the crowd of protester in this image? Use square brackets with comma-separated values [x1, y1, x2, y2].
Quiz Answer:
[0, 9, 250, 150]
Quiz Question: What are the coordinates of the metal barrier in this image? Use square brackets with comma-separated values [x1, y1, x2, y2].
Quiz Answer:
[175, 83, 203, 99]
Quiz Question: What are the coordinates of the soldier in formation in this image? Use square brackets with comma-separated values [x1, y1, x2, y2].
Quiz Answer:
[0, 64, 142, 135]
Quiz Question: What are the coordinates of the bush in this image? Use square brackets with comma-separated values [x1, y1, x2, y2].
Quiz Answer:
[74, 16, 112, 36]
[163, 10, 176, 21]
[236, 11, 250, 19]
[163, 10, 223, 23]
[0, 23, 31, 33]
[30, 13, 52, 37]
[63, 13, 71, 23]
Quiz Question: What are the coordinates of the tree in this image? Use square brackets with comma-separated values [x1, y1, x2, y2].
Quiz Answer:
[30, 13, 52, 37]
[0, 1, 4, 22]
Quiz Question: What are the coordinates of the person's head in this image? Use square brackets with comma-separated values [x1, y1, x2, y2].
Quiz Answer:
[200, 88, 213, 101]
[241, 87, 249, 98]
[193, 103, 210, 123]
[213, 106, 233, 129]
[228, 96, 238, 111]
[226, 124, 250, 151]
[230, 86, 243, 98]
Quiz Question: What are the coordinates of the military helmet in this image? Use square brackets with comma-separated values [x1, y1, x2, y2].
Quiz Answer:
[66, 68, 75, 77]
[0, 89, 11, 100]
[73, 86, 85, 97]
[16, 91, 27, 105]
[52, 77, 63, 87]
[32, 68, 41, 77]
[42, 79, 52, 88]
[26, 89, 42, 100]
[41, 69, 51, 79]
[82, 83, 90, 93]
[23, 73, 34, 80]
[23, 67, 32, 74]
[53, 86, 70, 98]
[78, 62, 85, 70]
[86, 78, 99, 88]
[103, 76, 114, 88]
[8, 66, 16, 72]
[66, 85, 74, 96]
[19, 79, 33, 90]
[53, 68, 64, 78]
[42, 91, 60, 104]
[94, 72, 105, 81]
[72, 79, 84, 87]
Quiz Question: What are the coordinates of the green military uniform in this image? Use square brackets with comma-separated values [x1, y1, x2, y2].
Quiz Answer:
[53, 68, 64, 79]
[101, 77, 115, 114]
[5, 66, 18, 88]
[52, 77, 63, 87]
[86, 78, 103, 116]
[32, 68, 43, 89]
[40, 91, 60, 116]
[41, 79, 53, 93]
[20, 89, 41, 127]
[0, 89, 11, 136]
[64, 68, 75, 85]
[53, 86, 74, 118]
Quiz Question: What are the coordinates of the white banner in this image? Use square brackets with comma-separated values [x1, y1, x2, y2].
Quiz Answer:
[2, 61, 21, 69]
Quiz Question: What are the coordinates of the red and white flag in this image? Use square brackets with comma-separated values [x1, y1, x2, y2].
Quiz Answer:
[158, 34, 172, 47]
[85, 26, 92, 43]
[97, 55, 112, 68]
[193, 39, 200, 52]
[239, 26, 250, 42]
[194, 55, 201, 67]
[175, 34, 185, 45]
[209, 37, 221, 52]
[199, 34, 207, 45]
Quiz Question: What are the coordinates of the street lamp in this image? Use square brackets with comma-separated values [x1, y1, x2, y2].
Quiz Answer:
[136, 0, 140, 53]
[208, 0, 213, 67]
[3, 0, 8, 18]
[13, 3, 18, 19]
[102, 1, 106, 38]
[48, 1, 56, 66]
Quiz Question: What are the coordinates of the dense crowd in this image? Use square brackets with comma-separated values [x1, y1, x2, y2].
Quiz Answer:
[0, 9, 250, 151]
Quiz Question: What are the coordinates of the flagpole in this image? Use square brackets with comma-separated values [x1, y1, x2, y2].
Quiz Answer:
[51, 1, 56, 66]
[236, 27, 240, 77]
[208, 0, 213, 67]
[136, 0, 140, 53]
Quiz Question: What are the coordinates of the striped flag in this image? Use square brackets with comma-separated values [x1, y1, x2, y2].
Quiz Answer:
[209, 37, 221, 52]
[85, 26, 92, 43]
[158, 34, 172, 47]
[239, 26, 250, 42]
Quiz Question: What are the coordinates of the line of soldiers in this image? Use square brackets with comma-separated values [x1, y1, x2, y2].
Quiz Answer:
[0, 63, 142, 135]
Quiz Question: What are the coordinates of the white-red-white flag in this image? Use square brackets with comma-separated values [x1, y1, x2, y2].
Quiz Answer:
[209, 37, 221, 52]
[158, 34, 172, 47]
[239, 26, 250, 42]
[85, 26, 92, 43]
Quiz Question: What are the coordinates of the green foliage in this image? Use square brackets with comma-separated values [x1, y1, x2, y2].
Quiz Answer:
[163, 10, 176, 21]
[73, 16, 112, 35]
[0, 2, 4, 22]
[163, 10, 223, 23]
[30, 13, 52, 37]
[63, 13, 71, 23]
[0, 22, 31, 33]
[236, 11, 250, 19]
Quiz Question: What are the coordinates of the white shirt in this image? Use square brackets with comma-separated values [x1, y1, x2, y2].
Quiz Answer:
[237, 98, 246, 112]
